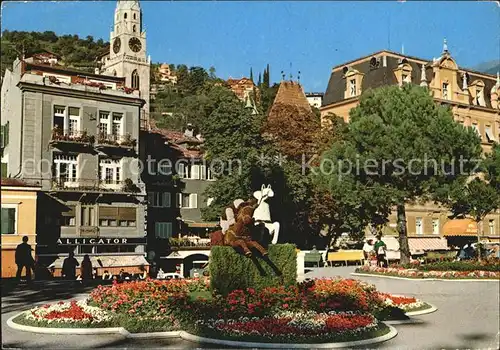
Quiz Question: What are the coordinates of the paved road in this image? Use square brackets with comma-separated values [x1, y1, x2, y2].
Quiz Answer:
[2, 269, 499, 349]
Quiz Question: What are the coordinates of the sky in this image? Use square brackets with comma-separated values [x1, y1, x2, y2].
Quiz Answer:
[1, 1, 499, 91]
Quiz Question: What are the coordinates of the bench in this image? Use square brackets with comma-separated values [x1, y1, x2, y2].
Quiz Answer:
[304, 252, 323, 267]
[327, 250, 365, 266]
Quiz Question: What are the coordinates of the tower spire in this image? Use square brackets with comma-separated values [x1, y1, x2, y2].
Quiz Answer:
[420, 64, 427, 87]
[442, 38, 448, 54]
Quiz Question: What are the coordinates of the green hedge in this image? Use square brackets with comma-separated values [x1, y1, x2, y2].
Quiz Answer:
[209, 244, 297, 295]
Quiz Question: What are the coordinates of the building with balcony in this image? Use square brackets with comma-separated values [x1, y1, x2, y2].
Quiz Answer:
[0, 56, 149, 274]
[142, 122, 217, 275]
[305, 92, 324, 109]
[320, 42, 500, 247]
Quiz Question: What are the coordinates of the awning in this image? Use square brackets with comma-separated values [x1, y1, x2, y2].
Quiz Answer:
[443, 219, 478, 236]
[187, 222, 218, 228]
[161, 250, 211, 259]
[49, 255, 149, 269]
[408, 237, 448, 253]
[365, 236, 400, 251]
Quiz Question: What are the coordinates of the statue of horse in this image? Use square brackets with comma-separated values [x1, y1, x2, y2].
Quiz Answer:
[253, 184, 280, 244]
[223, 199, 268, 257]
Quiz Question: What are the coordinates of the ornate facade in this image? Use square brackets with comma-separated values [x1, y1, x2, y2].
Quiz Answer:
[320, 43, 500, 243]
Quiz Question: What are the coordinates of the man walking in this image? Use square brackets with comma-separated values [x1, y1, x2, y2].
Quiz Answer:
[374, 236, 387, 267]
[15, 236, 34, 283]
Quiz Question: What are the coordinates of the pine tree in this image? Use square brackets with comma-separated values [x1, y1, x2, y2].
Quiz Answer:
[257, 72, 262, 87]
[263, 64, 270, 88]
[250, 67, 254, 82]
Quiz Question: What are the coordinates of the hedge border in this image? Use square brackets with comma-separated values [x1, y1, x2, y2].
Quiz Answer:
[8, 313, 398, 348]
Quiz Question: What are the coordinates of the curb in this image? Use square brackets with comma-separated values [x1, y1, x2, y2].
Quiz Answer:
[8, 313, 398, 347]
[178, 324, 398, 349]
[351, 272, 500, 282]
[384, 319, 423, 325]
[405, 303, 437, 316]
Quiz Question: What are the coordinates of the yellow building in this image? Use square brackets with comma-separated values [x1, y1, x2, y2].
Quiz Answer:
[320, 43, 500, 247]
[1, 178, 40, 277]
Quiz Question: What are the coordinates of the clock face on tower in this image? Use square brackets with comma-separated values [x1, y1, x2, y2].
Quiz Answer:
[113, 38, 121, 54]
[128, 37, 142, 53]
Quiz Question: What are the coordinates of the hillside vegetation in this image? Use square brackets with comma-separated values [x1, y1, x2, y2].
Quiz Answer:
[1, 30, 109, 75]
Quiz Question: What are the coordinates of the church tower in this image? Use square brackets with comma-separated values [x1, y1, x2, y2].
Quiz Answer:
[104, 0, 150, 127]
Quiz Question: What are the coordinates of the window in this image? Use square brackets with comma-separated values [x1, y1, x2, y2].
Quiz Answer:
[200, 165, 215, 180]
[53, 154, 78, 183]
[402, 74, 408, 84]
[158, 160, 172, 175]
[472, 123, 480, 137]
[99, 111, 110, 136]
[62, 206, 76, 226]
[133, 13, 136, 20]
[190, 164, 200, 180]
[415, 217, 423, 235]
[155, 222, 172, 239]
[485, 125, 495, 142]
[432, 218, 439, 235]
[99, 207, 136, 227]
[81, 205, 95, 226]
[178, 162, 188, 179]
[133, 25, 136, 32]
[68, 107, 80, 136]
[442, 82, 449, 100]
[490, 220, 495, 236]
[177, 193, 198, 208]
[53, 106, 65, 131]
[148, 192, 171, 208]
[349, 79, 356, 97]
[112, 113, 123, 137]
[132, 70, 139, 90]
[99, 158, 122, 184]
[0, 122, 9, 149]
[124, 13, 127, 19]
[1, 205, 17, 234]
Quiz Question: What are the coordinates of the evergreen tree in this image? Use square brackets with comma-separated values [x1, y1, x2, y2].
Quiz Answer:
[257, 72, 262, 87]
[250, 67, 254, 82]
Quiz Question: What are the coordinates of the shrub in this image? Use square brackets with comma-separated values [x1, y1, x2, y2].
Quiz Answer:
[209, 244, 297, 296]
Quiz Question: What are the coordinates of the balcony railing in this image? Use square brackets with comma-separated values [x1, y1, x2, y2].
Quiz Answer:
[96, 133, 137, 148]
[50, 128, 95, 145]
[51, 178, 143, 194]
[169, 237, 211, 249]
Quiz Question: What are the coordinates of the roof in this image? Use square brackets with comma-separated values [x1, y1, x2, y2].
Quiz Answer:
[149, 121, 204, 158]
[270, 81, 312, 112]
[1, 178, 41, 188]
[323, 51, 498, 109]
[23, 61, 124, 83]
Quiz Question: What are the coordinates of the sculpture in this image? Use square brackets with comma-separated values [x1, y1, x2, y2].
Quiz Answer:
[223, 199, 268, 257]
[253, 185, 280, 244]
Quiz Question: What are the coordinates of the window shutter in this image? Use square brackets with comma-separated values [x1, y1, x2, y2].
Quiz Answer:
[176, 193, 181, 208]
[163, 192, 171, 208]
[1, 208, 16, 234]
[190, 194, 198, 208]
[155, 222, 161, 238]
[192, 165, 200, 179]
[99, 207, 118, 220]
[148, 192, 154, 206]
[166, 223, 172, 238]
[118, 207, 136, 221]
[178, 163, 185, 178]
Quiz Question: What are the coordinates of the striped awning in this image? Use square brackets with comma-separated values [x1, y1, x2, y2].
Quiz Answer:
[408, 237, 448, 253]
[443, 219, 478, 237]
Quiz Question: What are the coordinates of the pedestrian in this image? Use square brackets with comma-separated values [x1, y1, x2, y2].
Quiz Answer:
[92, 268, 99, 279]
[374, 236, 387, 267]
[362, 239, 374, 265]
[62, 251, 79, 280]
[15, 236, 34, 284]
[80, 254, 93, 282]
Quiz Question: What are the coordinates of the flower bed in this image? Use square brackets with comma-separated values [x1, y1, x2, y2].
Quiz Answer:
[379, 293, 429, 313]
[15, 300, 113, 328]
[355, 265, 500, 279]
[194, 311, 388, 343]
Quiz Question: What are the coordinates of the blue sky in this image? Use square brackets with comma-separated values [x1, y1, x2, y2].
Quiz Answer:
[1, 1, 499, 91]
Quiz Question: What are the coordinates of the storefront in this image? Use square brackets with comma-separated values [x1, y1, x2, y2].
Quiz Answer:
[442, 219, 480, 247]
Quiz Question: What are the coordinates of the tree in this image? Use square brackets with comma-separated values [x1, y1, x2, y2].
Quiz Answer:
[447, 143, 500, 259]
[250, 67, 254, 82]
[319, 85, 482, 264]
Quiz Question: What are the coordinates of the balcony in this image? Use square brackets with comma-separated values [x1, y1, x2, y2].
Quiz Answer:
[50, 128, 95, 146]
[51, 178, 144, 194]
[96, 133, 137, 150]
